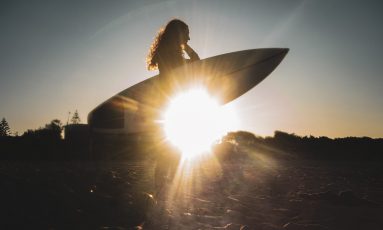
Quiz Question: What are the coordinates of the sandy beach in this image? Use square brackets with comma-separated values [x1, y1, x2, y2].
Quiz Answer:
[1, 149, 382, 229]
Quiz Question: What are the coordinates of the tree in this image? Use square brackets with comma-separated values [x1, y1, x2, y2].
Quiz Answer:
[45, 119, 63, 139]
[71, 110, 81, 124]
[21, 119, 63, 140]
[0, 118, 11, 137]
[46, 119, 62, 131]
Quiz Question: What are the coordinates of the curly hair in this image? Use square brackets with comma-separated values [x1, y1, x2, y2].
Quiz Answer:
[146, 19, 188, 71]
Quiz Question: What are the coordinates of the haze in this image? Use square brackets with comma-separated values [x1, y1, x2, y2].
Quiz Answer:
[1, 0, 382, 137]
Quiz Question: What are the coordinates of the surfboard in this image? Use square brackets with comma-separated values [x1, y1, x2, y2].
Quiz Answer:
[88, 48, 289, 134]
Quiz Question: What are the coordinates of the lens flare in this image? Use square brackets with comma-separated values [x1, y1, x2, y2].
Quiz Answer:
[163, 87, 238, 158]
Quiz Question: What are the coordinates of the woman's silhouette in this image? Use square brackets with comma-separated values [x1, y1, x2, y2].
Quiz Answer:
[147, 19, 200, 196]
[147, 19, 200, 75]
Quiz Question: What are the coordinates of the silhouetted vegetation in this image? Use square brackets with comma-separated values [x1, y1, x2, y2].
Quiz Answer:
[22, 119, 63, 140]
[0, 119, 68, 160]
[0, 117, 11, 137]
[222, 130, 383, 161]
[1, 123, 383, 161]
[70, 110, 81, 124]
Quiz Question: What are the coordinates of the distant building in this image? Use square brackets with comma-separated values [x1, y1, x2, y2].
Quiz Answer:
[64, 124, 89, 143]
[63, 124, 90, 159]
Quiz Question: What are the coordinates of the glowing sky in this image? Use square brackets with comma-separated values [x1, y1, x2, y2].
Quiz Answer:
[1, 0, 382, 137]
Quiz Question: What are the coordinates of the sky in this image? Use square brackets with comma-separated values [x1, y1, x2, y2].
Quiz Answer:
[1, 0, 382, 138]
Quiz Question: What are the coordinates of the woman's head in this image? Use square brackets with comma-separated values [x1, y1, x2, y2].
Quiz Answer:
[162, 19, 190, 46]
[147, 19, 190, 70]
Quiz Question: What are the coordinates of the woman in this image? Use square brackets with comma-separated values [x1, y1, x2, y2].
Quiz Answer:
[146, 19, 200, 196]
[147, 19, 200, 75]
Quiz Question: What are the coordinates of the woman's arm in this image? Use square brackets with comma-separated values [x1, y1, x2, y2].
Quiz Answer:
[183, 44, 200, 62]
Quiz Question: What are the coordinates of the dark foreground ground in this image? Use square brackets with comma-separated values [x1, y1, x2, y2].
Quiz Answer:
[1, 150, 382, 230]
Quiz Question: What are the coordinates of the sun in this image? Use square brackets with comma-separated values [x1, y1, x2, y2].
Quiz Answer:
[163, 87, 238, 158]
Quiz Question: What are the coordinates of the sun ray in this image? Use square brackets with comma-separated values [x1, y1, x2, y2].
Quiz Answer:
[162, 87, 239, 159]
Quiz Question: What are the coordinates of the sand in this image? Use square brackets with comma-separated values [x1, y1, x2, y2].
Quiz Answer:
[0, 152, 382, 229]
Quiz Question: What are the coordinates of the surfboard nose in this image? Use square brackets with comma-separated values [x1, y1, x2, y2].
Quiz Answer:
[276, 48, 289, 59]
[265, 48, 289, 67]
[209, 48, 289, 104]
[252, 48, 289, 63]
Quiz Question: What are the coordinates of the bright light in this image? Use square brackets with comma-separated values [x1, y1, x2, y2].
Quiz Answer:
[163, 87, 238, 158]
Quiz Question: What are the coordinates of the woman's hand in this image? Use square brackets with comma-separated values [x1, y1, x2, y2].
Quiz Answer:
[182, 43, 200, 61]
